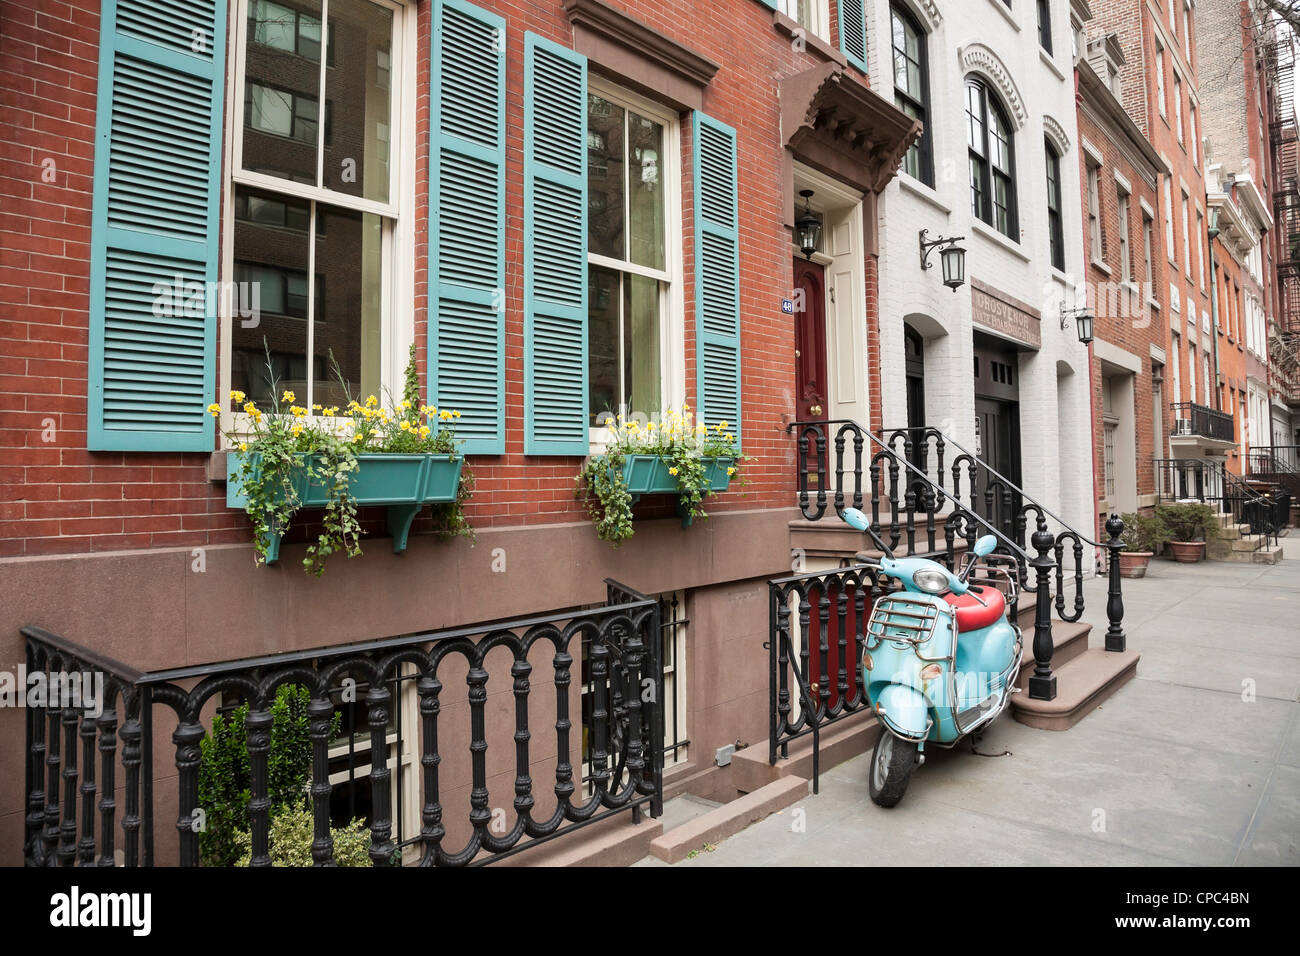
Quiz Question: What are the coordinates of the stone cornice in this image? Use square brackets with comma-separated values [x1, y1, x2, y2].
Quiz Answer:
[959, 43, 1026, 129]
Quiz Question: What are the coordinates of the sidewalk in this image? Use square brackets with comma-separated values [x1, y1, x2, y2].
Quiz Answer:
[642, 555, 1300, 866]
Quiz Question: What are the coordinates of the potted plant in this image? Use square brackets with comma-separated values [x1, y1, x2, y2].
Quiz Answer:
[217, 346, 472, 575]
[1115, 511, 1167, 578]
[576, 406, 743, 545]
[1154, 501, 1219, 563]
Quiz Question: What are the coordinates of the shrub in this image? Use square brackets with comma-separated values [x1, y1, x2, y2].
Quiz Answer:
[233, 807, 372, 867]
[1117, 511, 1168, 553]
[197, 684, 340, 868]
[1154, 502, 1219, 542]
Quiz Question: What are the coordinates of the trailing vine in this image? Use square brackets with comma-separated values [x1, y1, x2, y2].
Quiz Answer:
[576, 406, 742, 545]
[215, 343, 469, 574]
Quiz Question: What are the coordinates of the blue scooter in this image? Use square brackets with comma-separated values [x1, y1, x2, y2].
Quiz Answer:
[842, 507, 1022, 807]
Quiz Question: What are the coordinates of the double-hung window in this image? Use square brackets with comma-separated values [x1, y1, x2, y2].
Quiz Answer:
[1037, 0, 1052, 54]
[587, 83, 680, 428]
[227, 0, 410, 414]
[1156, 45, 1166, 117]
[1046, 142, 1064, 271]
[1086, 160, 1103, 265]
[1174, 74, 1184, 144]
[1163, 177, 1175, 260]
[1181, 191, 1191, 278]
[1117, 185, 1132, 283]
[778, 0, 828, 41]
[892, 4, 932, 186]
[966, 77, 1017, 240]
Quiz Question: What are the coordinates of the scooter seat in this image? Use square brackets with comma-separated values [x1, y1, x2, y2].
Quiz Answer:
[943, 586, 1005, 632]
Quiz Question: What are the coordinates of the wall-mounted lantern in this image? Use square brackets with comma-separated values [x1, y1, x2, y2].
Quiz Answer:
[918, 229, 966, 291]
[796, 189, 822, 259]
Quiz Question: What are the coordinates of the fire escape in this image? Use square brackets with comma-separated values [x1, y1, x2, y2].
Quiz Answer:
[1267, 25, 1300, 407]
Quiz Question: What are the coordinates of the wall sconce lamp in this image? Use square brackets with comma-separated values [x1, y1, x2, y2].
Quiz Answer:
[1061, 302, 1095, 344]
[796, 190, 822, 259]
[918, 230, 966, 291]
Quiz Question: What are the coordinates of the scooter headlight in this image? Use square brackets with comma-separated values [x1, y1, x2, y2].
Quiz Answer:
[913, 569, 950, 594]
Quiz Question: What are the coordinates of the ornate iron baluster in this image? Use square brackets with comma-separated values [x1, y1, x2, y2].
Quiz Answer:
[25, 651, 47, 866]
[1104, 514, 1127, 652]
[245, 704, 273, 867]
[78, 702, 96, 865]
[308, 694, 335, 865]
[59, 704, 78, 866]
[44, 693, 60, 866]
[119, 703, 141, 867]
[368, 683, 395, 866]
[835, 582, 849, 708]
[511, 655, 534, 824]
[418, 676, 444, 862]
[97, 704, 117, 867]
[172, 718, 204, 866]
[1028, 521, 1058, 701]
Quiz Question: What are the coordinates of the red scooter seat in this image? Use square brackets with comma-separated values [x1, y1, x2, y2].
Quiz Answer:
[943, 586, 1005, 632]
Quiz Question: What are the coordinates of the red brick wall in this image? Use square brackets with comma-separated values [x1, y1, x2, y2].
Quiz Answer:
[1077, 77, 1165, 517]
[2, 0, 879, 554]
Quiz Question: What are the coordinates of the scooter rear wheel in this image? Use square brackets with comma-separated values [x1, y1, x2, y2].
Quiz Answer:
[868, 731, 918, 807]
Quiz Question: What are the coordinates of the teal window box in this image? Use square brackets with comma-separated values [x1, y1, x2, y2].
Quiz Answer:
[226, 452, 465, 563]
[619, 454, 736, 526]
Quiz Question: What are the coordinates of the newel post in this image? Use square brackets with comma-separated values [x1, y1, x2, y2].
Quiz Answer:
[1104, 513, 1127, 652]
[1028, 523, 1057, 701]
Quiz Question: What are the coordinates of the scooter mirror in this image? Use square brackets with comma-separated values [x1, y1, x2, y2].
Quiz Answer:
[973, 534, 998, 558]
[842, 507, 869, 531]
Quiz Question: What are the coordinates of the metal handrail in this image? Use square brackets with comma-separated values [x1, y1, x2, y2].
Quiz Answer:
[787, 417, 1032, 563]
[884, 424, 1104, 548]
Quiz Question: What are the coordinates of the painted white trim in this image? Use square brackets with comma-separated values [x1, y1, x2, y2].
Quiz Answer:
[1112, 168, 1132, 194]
[1094, 338, 1142, 374]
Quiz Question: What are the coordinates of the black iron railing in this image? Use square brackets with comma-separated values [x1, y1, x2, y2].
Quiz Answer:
[1171, 402, 1235, 443]
[1246, 445, 1300, 511]
[1154, 458, 1280, 549]
[785, 419, 1129, 725]
[24, 581, 662, 867]
[882, 424, 1106, 626]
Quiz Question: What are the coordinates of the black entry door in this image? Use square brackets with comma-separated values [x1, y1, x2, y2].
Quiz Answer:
[972, 337, 1023, 537]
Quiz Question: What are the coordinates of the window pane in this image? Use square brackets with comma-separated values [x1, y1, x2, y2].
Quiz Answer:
[322, 0, 393, 202]
[966, 84, 984, 154]
[588, 95, 626, 260]
[628, 112, 665, 270]
[624, 274, 661, 418]
[242, 0, 322, 185]
[970, 156, 985, 218]
[588, 265, 621, 425]
[230, 188, 308, 410]
[312, 203, 383, 409]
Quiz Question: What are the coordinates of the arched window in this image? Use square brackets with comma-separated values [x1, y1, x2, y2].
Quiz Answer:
[891, 4, 932, 186]
[966, 77, 1017, 240]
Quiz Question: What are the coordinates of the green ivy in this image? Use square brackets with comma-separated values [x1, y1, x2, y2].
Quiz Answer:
[577, 450, 635, 545]
[233, 807, 373, 868]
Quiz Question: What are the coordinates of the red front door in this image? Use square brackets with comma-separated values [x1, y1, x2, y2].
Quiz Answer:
[794, 257, 828, 423]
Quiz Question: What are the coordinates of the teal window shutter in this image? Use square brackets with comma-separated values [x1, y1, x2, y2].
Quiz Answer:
[87, 0, 226, 451]
[431, 0, 507, 455]
[756, 0, 778, 8]
[523, 33, 588, 456]
[693, 113, 742, 447]
[840, 0, 868, 72]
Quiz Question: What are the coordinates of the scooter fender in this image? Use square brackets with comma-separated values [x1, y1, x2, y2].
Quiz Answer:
[873, 683, 931, 740]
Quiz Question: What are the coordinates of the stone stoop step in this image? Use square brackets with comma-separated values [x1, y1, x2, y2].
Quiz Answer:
[647, 777, 809, 864]
[494, 809, 664, 867]
[1010, 647, 1140, 731]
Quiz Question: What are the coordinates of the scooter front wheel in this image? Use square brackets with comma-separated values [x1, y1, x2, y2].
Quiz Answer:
[868, 731, 918, 807]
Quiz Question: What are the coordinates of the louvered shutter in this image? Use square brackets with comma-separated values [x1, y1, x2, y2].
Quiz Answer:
[756, 0, 778, 8]
[839, 0, 868, 72]
[693, 113, 742, 447]
[87, 0, 226, 451]
[523, 33, 588, 456]
[430, 0, 506, 455]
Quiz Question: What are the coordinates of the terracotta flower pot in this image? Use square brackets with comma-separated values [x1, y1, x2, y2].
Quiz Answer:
[1167, 540, 1205, 563]
[1117, 551, 1153, 578]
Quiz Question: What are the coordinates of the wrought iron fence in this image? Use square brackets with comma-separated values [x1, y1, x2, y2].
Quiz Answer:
[1171, 402, 1235, 443]
[24, 581, 662, 867]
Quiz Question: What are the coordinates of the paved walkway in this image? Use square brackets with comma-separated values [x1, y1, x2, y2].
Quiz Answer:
[647, 554, 1300, 866]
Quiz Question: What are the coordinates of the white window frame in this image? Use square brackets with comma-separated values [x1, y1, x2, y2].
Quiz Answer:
[218, 0, 416, 439]
[1087, 161, 1103, 265]
[1174, 74, 1183, 143]
[586, 77, 685, 452]
[1163, 176, 1175, 262]
[1181, 190, 1191, 277]
[1196, 209, 1205, 289]
[1142, 211, 1154, 290]
[1189, 103, 1198, 166]
[778, 0, 830, 43]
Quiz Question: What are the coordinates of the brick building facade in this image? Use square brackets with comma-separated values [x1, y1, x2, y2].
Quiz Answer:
[0, 0, 923, 864]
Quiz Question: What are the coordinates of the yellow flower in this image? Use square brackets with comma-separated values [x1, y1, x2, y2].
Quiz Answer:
[727, 467, 736, 476]
[400, 399, 411, 410]
[365, 395, 378, 407]
[324, 406, 339, 417]
[229, 390, 246, 403]
[282, 390, 295, 403]
[291, 424, 304, 436]
[440, 409, 452, 421]
[400, 420, 412, 431]
[419, 425, 431, 438]
[243, 401, 257, 415]
[452, 410, 461, 419]
[312, 403, 323, 412]
[668, 467, 678, 476]
[207, 403, 221, 417]
[239, 442, 248, 452]
[725, 433, 734, 443]
[352, 432, 364, 443]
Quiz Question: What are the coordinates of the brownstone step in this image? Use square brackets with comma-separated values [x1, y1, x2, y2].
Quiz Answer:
[1010, 647, 1140, 731]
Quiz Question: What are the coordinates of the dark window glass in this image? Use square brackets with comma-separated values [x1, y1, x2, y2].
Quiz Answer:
[966, 77, 1018, 240]
[1046, 141, 1064, 271]
[891, 5, 932, 186]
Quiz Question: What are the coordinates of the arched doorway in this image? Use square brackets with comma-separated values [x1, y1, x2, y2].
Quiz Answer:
[904, 323, 926, 467]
